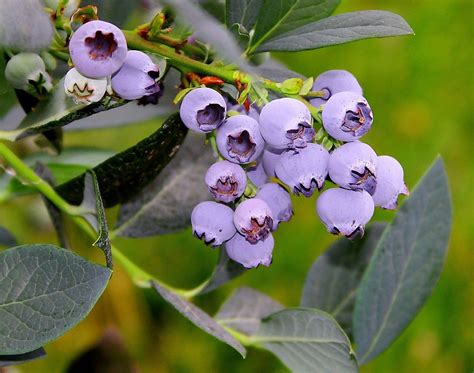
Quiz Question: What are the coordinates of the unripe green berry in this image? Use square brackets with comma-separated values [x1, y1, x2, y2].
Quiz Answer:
[5, 53, 52, 94]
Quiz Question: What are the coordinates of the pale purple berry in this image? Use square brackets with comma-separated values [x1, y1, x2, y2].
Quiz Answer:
[259, 98, 314, 150]
[316, 188, 374, 239]
[372, 155, 409, 210]
[111, 51, 160, 100]
[69, 20, 127, 79]
[216, 115, 265, 164]
[262, 147, 283, 177]
[233, 198, 273, 243]
[228, 103, 260, 121]
[205, 160, 247, 203]
[247, 161, 268, 187]
[191, 201, 236, 246]
[275, 143, 330, 197]
[225, 233, 274, 268]
[328, 142, 378, 195]
[310, 70, 363, 108]
[256, 183, 293, 229]
[322, 91, 373, 141]
[179, 87, 226, 133]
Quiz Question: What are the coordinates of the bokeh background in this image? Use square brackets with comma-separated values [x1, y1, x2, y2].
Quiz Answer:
[0, 0, 472, 372]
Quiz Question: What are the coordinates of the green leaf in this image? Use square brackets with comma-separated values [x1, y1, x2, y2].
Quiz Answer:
[115, 132, 214, 237]
[301, 223, 386, 337]
[226, 0, 263, 32]
[256, 59, 306, 82]
[0, 347, 46, 367]
[280, 78, 304, 94]
[0, 226, 17, 248]
[0, 244, 111, 354]
[151, 281, 246, 357]
[299, 77, 314, 96]
[173, 87, 195, 105]
[215, 287, 283, 335]
[253, 308, 358, 372]
[353, 157, 452, 364]
[0, 52, 17, 119]
[256, 10, 414, 53]
[249, 0, 341, 53]
[56, 113, 188, 208]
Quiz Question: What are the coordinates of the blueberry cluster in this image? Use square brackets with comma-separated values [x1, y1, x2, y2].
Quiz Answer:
[65, 20, 161, 104]
[185, 70, 408, 268]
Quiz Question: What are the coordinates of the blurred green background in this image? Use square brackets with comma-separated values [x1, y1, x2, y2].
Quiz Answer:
[1, 0, 472, 372]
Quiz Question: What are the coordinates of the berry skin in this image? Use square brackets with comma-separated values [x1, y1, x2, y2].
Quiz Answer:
[191, 201, 236, 247]
[69, 20, 127, 79]
[5, 53, 52, 94]
[275, 143, 330, 197]
[310, 70, 362, 108]
[259, 98, 314, 150]
[262, 147, 283, 177]
[328, 141, 378, 195]
[316, 188, 374, 239]
[322, 91, 373, 142]
[233, 198, 273, 243]
[256, 183, 293, 230]
[205, 160, 247, 203]
[111, 50, 160, 100]
[64, 67, 107, 104]
[247, 161, 268, 187]
[225, 233, 274, 268]
[179, 87, 226, 133]
[216, 115, 265, 164]
[372, 155, 409, 209]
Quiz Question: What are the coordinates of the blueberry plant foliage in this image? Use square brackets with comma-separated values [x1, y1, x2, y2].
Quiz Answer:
[0, 0, 452, 370]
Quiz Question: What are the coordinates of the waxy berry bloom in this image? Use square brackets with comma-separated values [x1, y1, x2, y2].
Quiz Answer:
[216, 115, 264, 164]
[372, 155, 409, 209]
[262, 147, 283, 177]
[64, 67, 107, 104]
[259, 98, 314, 150]
[256, 183, 293, 230]
[317, 188, 374, 239]
[310, 70, 362, 108]
[233, 198, 273, 243]
[69, 20, 127, 79]
[322, 91, 373, 142]
[247, 161, 268, 187]
[328, 141, 378, 195]
[225, 233, 274, 268]
[275, 143, 330, 197]
[205, 160, 247, 203]
[191, 201, 236, 246]
[111, 51, 160, 100]
[180, 87, 226, 132]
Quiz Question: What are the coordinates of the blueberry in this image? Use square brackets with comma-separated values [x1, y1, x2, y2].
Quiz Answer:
[225, 232, 274, 268]
[259, 98, 314, 150]
[216, 115, 265, 164]
[275, 143, 330, 197]
[64, 67, 107, 104]
[322, 91, 373, 141]
[256, 183, 293, 230]
[316, 188, 374, 239]
[310, 70, 362, 108]
[179, 87, 226, 133]
[328, 141, 378, 195]
[262, 147, 283, 177]
[5, 52, 52, 94]
[247, 161, 268, 187]
[69, 20, 127, 79]
[372, 155, 409, 209]
[233, 198, 273, 243]
[205, 160, 247, 203]
[191, 201, 236, 247]
[111, 50, 160, 100]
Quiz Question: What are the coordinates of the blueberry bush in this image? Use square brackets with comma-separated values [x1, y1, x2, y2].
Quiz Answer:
[0, 0, 452, 371]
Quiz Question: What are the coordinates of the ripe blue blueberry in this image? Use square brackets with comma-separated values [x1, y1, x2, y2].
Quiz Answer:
[225, 232, 274, 268]
[310, 70, 362, 108]
[316, 188, 374, 239]
[233, 198, 273, 243]
[69, 20, 127, 79]
[216, 115, 265, 164]
[372, 155, 409, 209]
[191, 201, 236, 246]
[328, 141, 378, 195]
[111, 50, 160, 100]
[275, 143, 330, 197]
[262, 147, 283, 177]
[179, 87, 226, 133]
[259, 98, 314, 150]
[322, 91, 373, 142]
[247, 161, 268, 187]
[205, 160, 247, 203]
[256, 183, 293, 230]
